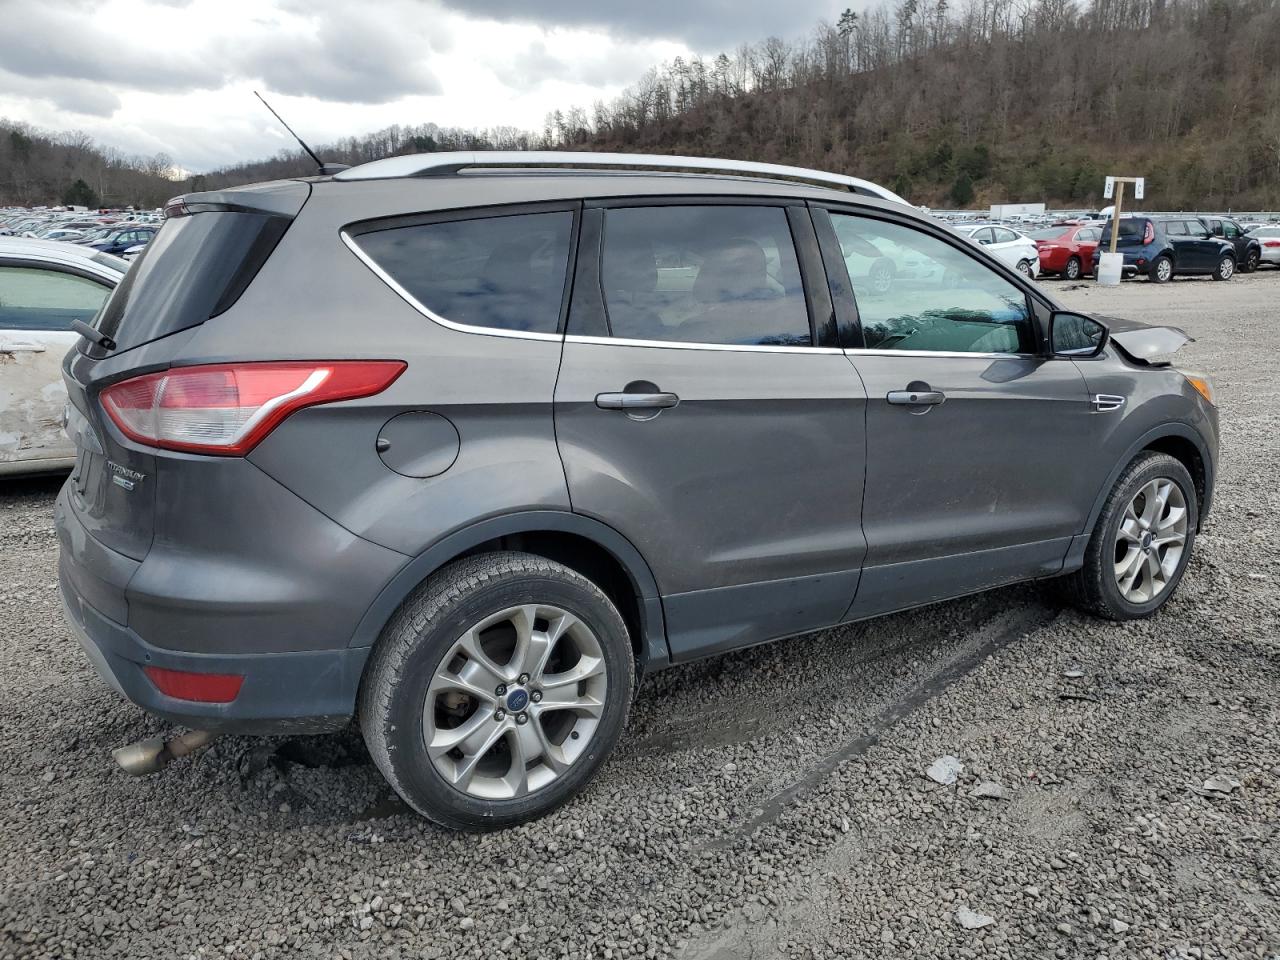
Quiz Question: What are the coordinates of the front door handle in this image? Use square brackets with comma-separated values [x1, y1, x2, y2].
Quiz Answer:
[595, 392, 680, 411]
[887, 389, 945, 406]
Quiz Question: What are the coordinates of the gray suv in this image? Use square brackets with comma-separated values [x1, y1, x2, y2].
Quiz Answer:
[56, 152, 1218, 829]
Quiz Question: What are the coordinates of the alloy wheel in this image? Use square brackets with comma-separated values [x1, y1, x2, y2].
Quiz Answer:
[1065, 258, 1081, 280]
[1156, 258, 1173, 282]
[1017, 260, 1032, 276]
[422, 604, 607, 800]
[1113, 478, 1188, 604]
[1220, 257, 1234, 279]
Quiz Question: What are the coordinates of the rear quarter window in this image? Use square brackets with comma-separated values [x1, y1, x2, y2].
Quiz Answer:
[349, 210, 575, 335]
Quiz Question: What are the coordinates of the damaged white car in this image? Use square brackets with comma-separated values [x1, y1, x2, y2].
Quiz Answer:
[0, 238, 125, 475]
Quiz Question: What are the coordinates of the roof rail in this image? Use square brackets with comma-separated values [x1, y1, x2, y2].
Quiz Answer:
[331, 151, 911, 206]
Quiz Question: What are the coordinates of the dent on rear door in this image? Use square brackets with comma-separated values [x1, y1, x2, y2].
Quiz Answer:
[0, 332, 76, 465]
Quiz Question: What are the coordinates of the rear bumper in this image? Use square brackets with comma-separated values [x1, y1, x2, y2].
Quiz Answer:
[59, 571, 367, 733]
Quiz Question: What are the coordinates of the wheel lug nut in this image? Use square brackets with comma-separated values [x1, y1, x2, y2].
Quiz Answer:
[515, 713, 529, 725]
[517, 673, 530, 685]
[494, 709, 506, 722]
[495, 684, 507, 696]
[530, 690, 542, 703]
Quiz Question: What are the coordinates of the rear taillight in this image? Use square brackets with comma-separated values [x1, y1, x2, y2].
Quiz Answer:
[145, 666, 243, 703]
[1143, 221, 1155, 244]
[100, 360, 406, 455]
[1264, 240, 1280, 248]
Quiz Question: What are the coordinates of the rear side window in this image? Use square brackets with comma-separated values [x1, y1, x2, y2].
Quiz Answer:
[0, 266, 112, 331]
[1165, 221, 1187, 236]
[600, 205, 811, 347]
[353, 211, 574, 335]
[95, 211, 290, 353]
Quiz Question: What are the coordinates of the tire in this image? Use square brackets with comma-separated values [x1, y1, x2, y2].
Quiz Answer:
[1148, 255, 1173, 283]
[1057, 452, 1198, 621]
[359, 551, 635, 830]
[1064, 256, 1082, 280]
[868, 258, 895, 296]
[1242, 248, 1259, 273]
[1016, 259, 1034, 278]
[1212, 254, 1235, 281]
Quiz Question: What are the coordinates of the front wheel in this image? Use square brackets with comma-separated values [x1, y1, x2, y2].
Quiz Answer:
[1058, 452, 1197, 621]
[1212, 255, 1235, 281]
[359, 552, 635, 830]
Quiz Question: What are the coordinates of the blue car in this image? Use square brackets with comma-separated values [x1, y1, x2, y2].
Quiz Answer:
[1092, 216, 1236, 283]
[80, 224, 159, 257]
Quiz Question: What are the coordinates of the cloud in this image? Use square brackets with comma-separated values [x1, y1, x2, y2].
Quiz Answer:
[0, 4, 225, 93]
[432, 0, 840, 48]
[0, 70, 122, 118]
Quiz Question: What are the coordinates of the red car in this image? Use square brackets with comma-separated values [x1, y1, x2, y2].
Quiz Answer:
[1030, 224, 1102, 279]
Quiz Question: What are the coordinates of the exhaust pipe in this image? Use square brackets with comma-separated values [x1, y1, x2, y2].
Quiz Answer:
[112, 730, 218, 776]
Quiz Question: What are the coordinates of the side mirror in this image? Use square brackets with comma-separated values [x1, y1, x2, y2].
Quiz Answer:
[1049, 310, 1109, 358]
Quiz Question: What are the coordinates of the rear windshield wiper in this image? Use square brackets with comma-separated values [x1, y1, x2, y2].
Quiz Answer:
[71, 319, 116, 352]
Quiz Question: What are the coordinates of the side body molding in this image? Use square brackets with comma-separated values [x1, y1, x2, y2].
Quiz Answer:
[347, 510, 670, 670]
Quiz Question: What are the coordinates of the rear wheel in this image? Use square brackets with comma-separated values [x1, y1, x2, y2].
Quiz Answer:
[359, 552, 634, 830]
[1016, 259, 1034, 278]
[1058, 452, 1197, 621]
[1212, 254, 1235, 281]
[1064, 256, 1082, 280]
[1243, 248, 1260, 273]
[1149, 255, 1173, 283]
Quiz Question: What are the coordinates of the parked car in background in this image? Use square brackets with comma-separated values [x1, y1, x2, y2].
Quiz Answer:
[1198, 216, 1263, 273]
[37, 229, 87, 243]
[79, 224, 159, 256]
[1246, 225, 1280, 267]
[0, 238, 124, 475]
[952, 224, 1040, 277]
[1029, 224, 1101, 279]
[1092, 217, 1236, 283]
[56, 152, 1217, 830]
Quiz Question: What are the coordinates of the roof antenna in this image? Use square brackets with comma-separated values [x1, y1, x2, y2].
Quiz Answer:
[254, 91, 349, 175]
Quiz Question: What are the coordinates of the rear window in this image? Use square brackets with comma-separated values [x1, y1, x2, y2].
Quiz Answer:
[1028, 227, 1070, 240]
[1101, 219, 1145, 243]
[351, 211, 574, 335]
[93, 211, 289, 353]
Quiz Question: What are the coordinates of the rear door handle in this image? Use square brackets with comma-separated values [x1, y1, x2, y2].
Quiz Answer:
[595, 392, 680, 411]
[887, 389, 945, 406]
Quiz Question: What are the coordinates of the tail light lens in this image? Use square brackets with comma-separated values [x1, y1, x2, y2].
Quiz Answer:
[1143, 221, 1155, 244]
[100, 360, 406, 455]
[1264, 240, 1280, 248]
[145, 665, 244, 703]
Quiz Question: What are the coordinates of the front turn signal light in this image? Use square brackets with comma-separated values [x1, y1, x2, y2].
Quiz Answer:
[1181, 372, 1216, 406]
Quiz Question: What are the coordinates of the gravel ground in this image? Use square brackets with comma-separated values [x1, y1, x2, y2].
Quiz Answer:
[1, 272, 1278, 960]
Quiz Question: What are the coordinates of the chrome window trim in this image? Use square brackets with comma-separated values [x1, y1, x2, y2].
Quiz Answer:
[340, 229, 564, 343]
[565, 333, 842, 354]
[845, 348, 1039, 360]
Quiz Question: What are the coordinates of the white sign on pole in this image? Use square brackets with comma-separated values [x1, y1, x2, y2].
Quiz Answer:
[1134, 177, 1145, 200]
[1103, 176, 1115, 200]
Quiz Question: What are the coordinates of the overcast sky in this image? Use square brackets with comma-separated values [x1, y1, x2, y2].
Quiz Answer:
[0, 0, 843, 174]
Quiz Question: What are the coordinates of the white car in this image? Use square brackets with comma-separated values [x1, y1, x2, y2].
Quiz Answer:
[1245, 225, 1280, 267]
[952, 224, 1041, 278]
[0, 238, 125, 475]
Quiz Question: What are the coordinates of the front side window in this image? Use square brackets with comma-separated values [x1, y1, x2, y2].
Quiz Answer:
[1186, 220, 1208, 237]
[1222, 220, 1240, 239]
[829, 214, 1034, 354]
[0, 266, 112, 331]
[600, 205, 811, 346]
[353, 211, 574, 334]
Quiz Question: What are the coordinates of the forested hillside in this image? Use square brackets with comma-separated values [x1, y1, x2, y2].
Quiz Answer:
[5, 0, 1279, 209]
